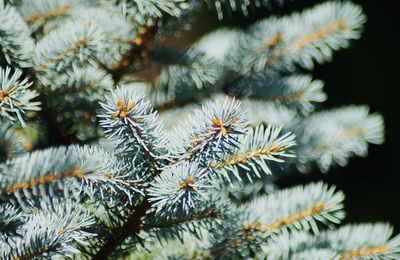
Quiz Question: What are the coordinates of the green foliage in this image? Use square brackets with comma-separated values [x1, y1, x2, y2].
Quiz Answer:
[0, 0, 396, 259]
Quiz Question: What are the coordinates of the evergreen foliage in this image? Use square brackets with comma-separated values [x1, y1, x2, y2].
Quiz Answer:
[0, 0, 396, 259]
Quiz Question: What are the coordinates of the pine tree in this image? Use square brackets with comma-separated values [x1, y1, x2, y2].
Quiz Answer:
[0, 0, 397, 259]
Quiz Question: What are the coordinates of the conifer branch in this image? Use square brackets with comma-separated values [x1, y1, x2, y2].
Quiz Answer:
[295, 106, 384, 172]
[341, 245, 389, 259]
[0, 0, 394, 258]
[0, 0, 34, 67]
[24, 5, 71, 23]
[208, 182, 344, 258]
[168, 97, 247, 164]
[0, 145, 139, 204]
[110, 24, 158, 83]
[234, 2, 365, 72]
[99, 87, 167, 172]
[264, 203, 326, 231]
[147, 209, 220, 229]
[0, 67, 40, 126]
[230, 74, 326, 113]
[95, 88, 169, 258]
[1, 168, 84, 195]
[205, 0, 286, 20]
[3, 199, 95, 259]
[212, 125, 295, 181]
[92, 199, 152, 260]
[149, 162, 211, 214]
[265, 223, 400, 259]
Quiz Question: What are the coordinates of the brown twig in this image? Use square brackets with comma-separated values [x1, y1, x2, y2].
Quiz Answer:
[111, 24, 158, 84]
[92, 199, 152, 260]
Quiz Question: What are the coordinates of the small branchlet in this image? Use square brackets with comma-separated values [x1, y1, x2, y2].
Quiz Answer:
[212, 124, 296, 181]
[0, 1, 35, 67]
[295, 106, 384, 172]
[232, 2, 365, 72]
[0, 67, 40, 126]
[169, 97, 248, 163]
[0, 145, 141, 205]
[148, 162, 210, 214]
[208, 182, 344, 258]
[98, 86, 168, 172]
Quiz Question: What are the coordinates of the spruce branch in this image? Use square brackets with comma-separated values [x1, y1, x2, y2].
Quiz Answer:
[291, 249, 338, 259]
[148, 162, 211, 214]
[151, 48, 221, 106]
[91, 198, 152, 260]
[205, 0, 288, 20]
[30, 5, 139, 141]
[0, 67, 41, 126]
[0, 0, 34, 67]
[2, 199, 95, 259]
[212, 124, 296, 181]
[295, 106, 384, 172]
[232, 2, 365, 72]
[0, 204, 23, 244]
[18, 0, 83, 36]
[95, 87, 170, 259]
[23, 3, 71, 24]
[329, 224, 400, 259]
[241, 100, 298, 127]
[38, 64, 114, 97]
[0, 0, 394, 258]
[32, 4, 141, 83]
[230, 74, 326, 113]
[34, 19, 116, 72]
[168, 97, 248, 163]
[142, 198, 227, 244]
[116, 0, 185, 24]
[208, 182, 344, 258]
[262, 183, 345, 233]
[265, 224, 400, 259]
[93, 94, 247, 258]
[0, 145, 140, 205]
[98, 87, 168, 172]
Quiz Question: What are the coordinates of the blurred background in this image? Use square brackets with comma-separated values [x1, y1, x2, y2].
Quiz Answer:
[171, 0, 400, 231]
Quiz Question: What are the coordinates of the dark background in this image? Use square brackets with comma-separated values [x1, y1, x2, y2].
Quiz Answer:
[182, 0, 400, 231]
